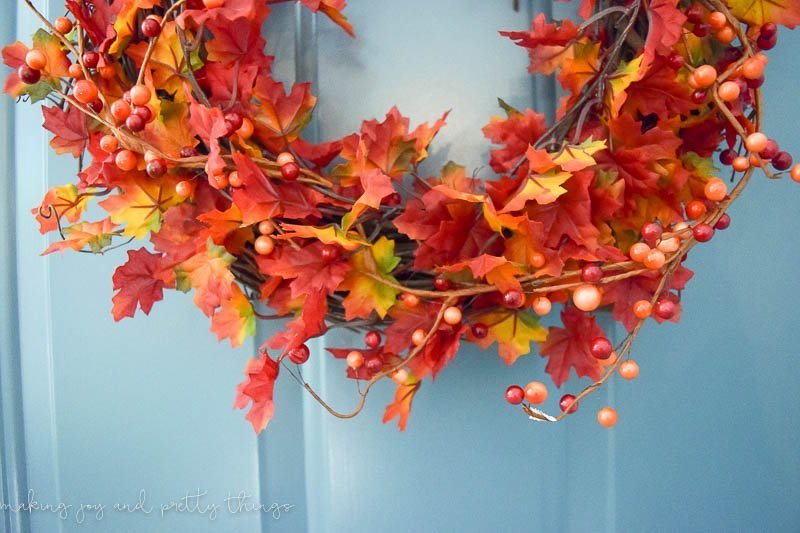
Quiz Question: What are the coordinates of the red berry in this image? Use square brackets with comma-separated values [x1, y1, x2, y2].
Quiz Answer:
[365, 330, 381, 349]
[433, 277, 451, 291]
[88, 100, 103, 113]
[590, 337, 613, 360]
[581, 264, 603, 283]
[224, 111, 243, 134]
[125, 114, 145, 132]
[146, 158, 167, 178]
[471, 323, 488, 339]
[693, 223, 714, 242]
[288, 344, 310, 364]
[719, 149, 736, 166]
[73, 80, 98, 104]
[180, 146, 199, 158]
[502, 290, 524, 309]
[772, 151, 793, 171]
[667, 53, 685, 70]
[364, 354, 383, 374]
[17, 64, 40, 84]
[281, 162, 300, 181]
[560, 394, 579, 414]
[714, 213, 731, 230]
[505, 385, 525, 405]
[686, 4, 703, 23]
[654, 299, 676, 319]
[54, 17, 73, 34]
[111, 99, 131, 121]
[691, 90, 708, 104]
[761, 139, 779, 160]
[693, 22, 710, 37]
[82, 51, 100, 68]
[141, 17, 161, 38]
[641, 221, 663, 244]
[133, 105, 153, 123]
[383, 192, 402, 206]
[760, 22, 777, 39]
[746, 75, 765, 89]
[320, 244, 340, 263]
[757, 33, 777, 50]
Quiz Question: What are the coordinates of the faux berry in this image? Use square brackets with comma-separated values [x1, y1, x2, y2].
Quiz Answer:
[505, 385, 525, 405]
[224, 111, 243, 133]
[18, 64, 40, 84]
[590, 337, 613, 360]
[524, 382, 548, 404]
[433, 277, 451, 291]
[715, 213, 731, 230]
[667, 53, 685, 70]
[572, 284, 601, 312]
[364, 354, 383, 374]
[288, 345, 310, 364]
[321, 244, 340, 263]
[597, 407, 618, 427]
[125, 114, 145, 132]
[276, 152, 295, 166]
[704, 178, 727, 202]
[180, 146, 199, 158]
[654, 299, 676, 319]
[146, 158, 167, 178]
[772, 151, 793, 171]
[471, 323, 488, 339]
[633, 300, 652, 319]
[346, 351, 364, 369]
[581, 264, 603, 283]
[641, 222, 663, 243]
[365, 330, 382, 348]
[73, 80, 98, 104]
[532, 296, 552, 316]
[25, 50, 46, 70]
[82, 51, 100, 68]
[443, 306, 463, 325]
[281, 162, 300, 181]
[110, 99, 131, 121]
[133, 105, 153, 123]
[619, 360, 640, 380]
[54, 17, 73, 34]
[400, 293, 420, 308]
[257, 220, 275, 235]
[693, 223, 714, 242]
[560, 394, 578, 414]
[254, 235, 275, 255]
[502, 290, 524, 309]
[115, 150, 138, 171]
[719, 149, 735, 166]
[141, 17, 162, 38]
[175, 180, 194, 198]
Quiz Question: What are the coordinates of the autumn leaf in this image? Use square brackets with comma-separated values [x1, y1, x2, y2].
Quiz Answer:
[175, 241, 236, 317]
[99, 175, 183, 239]
[482, 101, 547, 174]
[499, 170, 573, 211]
[342, 167, 395, 230]
[235, 352, 280, 433]
[211, 283, 256, 347]
[644, 0, 687, 62]
[42, 105, 90, 158]
[539, 307, 606, 387]
[278, 223, 368, 250]
[250, 77, 316, 153]
[33, 184, 90, 234]
[501, 14, 581, 74]
[606, 55, 645, 118]
[296, 0, 355, 36]
[230, 152, 281, 225]
[3, 30, 70, 101]
[551, 138, 607, 172]
[188, 101, 229, 177]
[339, 236, 401, 320]
[726, 0, 800, 27]
[197, 204, 245, 247]
[440, 254, 524, 293]
[152, 203, 207, 264]
[205, 16, 267, 66]
[474, 310, 547, 365]
[382, 377, 420, 431]
[111, 248, 176, 321]
[43, 218, 117, 255]
[257, 241, 350, 300]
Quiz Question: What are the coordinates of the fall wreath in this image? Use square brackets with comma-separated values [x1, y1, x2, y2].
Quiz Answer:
[5, 0, 796, 432]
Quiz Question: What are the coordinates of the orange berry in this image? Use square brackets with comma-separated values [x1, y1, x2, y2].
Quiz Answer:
[129, 84, 151, 106]
[708, 11, 727, 29]
[742, 58, 764, 79]
[693, 65, 717, 88]
[392, 369, 409, 385]
[208, 172, 228, 189]
[443, 306, 462, 325]
[276, 152, 295, 166]
[754, 52, 768, 65]
[791, 165, 800, 182]
[704, 177, 728, 201]
[411, 328, 426, 346]
[25, 49, 47, 70]
[99, 134, 118, 153]
[203, 0, 225, 7]
[749, 153, 762, 167]
[685, 200, 707, 220]
[72, 79, 98, 104]
[175, 180, 194, 198]
[633, 300, 652, 319]
[401, 293, 420, 308]
[745, 132, 768, 153]
[228, 170, 242, 188]
[110, 99, 131, 121]
[532, 296, 552, 316]
[115, 149, 138, 171]
[657, 236, 680, 253]
[54, 17, 73, 34]
[717, 81, 740, 102]
[258, 220, 275, 235]
[346, 351, 364, 369]
[672, 221, 691, 240]
[254, 235, 275, 255]
[524, 382, 548, 405]
[619, 360, 640, 380]
[68, 63, 83, 79]
[732, 156, 750, 171]
[643, 248, 666, 270]
[572, 284, 602, 312]
[597, 407, 618, 427]
[715, 26, 735, 44]
[238, 117, 254, 139]
[143, 150, 158, 163]
[629, 242, 650, 262]
[530, 252, 546, 268]
[687, 72, 700, 90]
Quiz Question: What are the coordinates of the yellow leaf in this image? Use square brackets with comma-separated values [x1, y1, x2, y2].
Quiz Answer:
[340, 237, 400, 320]
[278, 223, 369, 251]
[499, 170, 572, 212]
[606, 55, 645, 118]
[551, 138, 607, 172]
[474, 310, 548, 365]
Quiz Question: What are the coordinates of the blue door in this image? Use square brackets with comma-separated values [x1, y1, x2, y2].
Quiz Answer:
[3, 1, 800, 532]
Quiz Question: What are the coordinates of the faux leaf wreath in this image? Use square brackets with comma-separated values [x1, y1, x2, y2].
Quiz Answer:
[6, 0, 797, 432]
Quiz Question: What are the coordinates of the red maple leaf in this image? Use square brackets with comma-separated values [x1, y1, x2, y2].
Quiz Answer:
[234, 352, 280, 433]
[500, 14, 580, 74]
[204, 16, 267, 66]
[151, 203, 207, 264]
[623, 56, 695, 119]
[230, 152, 282, 225]
[42, 105, 89, 158]
[188, 100, 229, 177]
[539, 306, 606, 387]
[382, 379, 420, 431]
[249, 77, 317, 153]
[482, 105, 547, 174]
[111, 248, 175, 321]
[643, 0, 687, 63]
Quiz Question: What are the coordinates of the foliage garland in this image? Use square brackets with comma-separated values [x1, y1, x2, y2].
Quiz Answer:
[4, 0, 797, 432]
